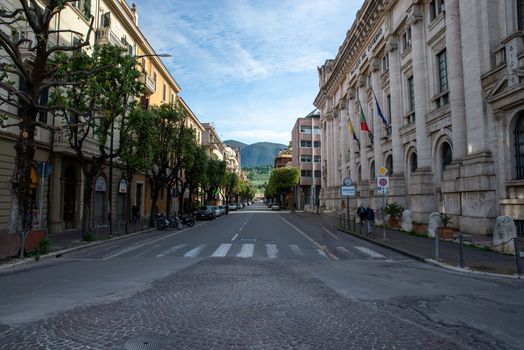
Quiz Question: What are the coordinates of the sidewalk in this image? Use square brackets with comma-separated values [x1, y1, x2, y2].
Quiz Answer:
[322, 211, 523, 277]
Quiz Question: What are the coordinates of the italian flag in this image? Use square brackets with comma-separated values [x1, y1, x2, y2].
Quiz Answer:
[360, 105, 370, 132]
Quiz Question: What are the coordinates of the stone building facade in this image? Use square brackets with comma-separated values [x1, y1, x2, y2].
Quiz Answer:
[291, 110, 321, 210]
[314, 0, 524, 235]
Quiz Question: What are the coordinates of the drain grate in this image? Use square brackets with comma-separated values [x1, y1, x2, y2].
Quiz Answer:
[124, 334, 177, 350]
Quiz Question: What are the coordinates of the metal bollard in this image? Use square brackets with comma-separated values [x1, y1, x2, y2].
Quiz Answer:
[459, 234, 464, 268]
[515, 238, 522, 277]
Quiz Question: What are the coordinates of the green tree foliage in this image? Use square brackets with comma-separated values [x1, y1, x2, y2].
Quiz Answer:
[52, 44, 143, 237]
[265, 167, 300, 201]
[223, 172, 239, 203]
[0, 1, 94, 233]
[181, 144, 208, 212]
[203, 158, 226, 202]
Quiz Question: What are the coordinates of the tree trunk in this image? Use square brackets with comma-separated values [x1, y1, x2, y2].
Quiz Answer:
[82, 178, 94, 239]
[166, 185, 172, 216]
[125, 174, 133, 234]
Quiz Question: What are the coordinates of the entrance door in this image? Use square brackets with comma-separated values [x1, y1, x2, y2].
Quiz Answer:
[63, 166, 76, 229]
[136, 183, 143, 218]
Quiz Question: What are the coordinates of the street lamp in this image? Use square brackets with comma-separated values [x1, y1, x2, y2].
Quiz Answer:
[108, 52, 171, 238]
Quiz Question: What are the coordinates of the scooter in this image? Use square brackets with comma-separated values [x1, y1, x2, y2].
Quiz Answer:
[180, 214, 195, 227]
[155, 213, 169, 230]
[168, 215, 184, 230]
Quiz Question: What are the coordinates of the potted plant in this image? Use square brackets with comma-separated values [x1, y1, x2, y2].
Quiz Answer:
[384, 202, 403, 228]
[437, 213, 454, 239]
[412, 221, 428, 234]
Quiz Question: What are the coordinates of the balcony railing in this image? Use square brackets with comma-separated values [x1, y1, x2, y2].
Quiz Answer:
[53, 130, 100, 157]
[140, 73, 156, 94]
[95, 27, 125, 48]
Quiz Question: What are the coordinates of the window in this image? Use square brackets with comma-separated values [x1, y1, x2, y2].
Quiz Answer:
[153, 72, 157, 84]
[435, 50, 449, 108]
[382, 54, 389, 72]
[370, 161, 376, 179]
[515, 220, 524, 237]
[314, 155, 321, 163]
[407, 76, 415, 123]
[410, 153, 418, 173]
[386, 94, 392, 124]
[301, 170, 312, 177]
[300, 155, 312, 163]
[72, 0, 91, 18]
[441, 142, 452, 171]
[102, 11, 111, 28]
[141, 58, 146, 71]
[314, 170, 321, 178]
[402, 27, 412, 52]
[162, 84, 166, 101]
[385, 155, 393, 175]
[519, 0, 524, 30]
[429, 0, 445, 22]
[515, 114, 524, 179]
[300, 140, 312, 148]
[300, 125, 312, 133]
[314, 141, 321, 148]
[313, 126, 320, 134]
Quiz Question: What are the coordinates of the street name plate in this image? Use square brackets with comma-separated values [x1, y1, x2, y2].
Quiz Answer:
[341, 186, 356, 196]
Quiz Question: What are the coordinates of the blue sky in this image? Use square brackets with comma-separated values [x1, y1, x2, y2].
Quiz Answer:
[136, 0, 365, 145]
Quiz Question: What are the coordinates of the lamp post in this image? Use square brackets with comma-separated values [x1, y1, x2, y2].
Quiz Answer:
[108, 52, 171, 238]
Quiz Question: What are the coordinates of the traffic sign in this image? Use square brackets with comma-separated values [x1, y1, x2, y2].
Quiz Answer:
[376, 176, 389, 194]
[36, 162, 53, 178]
[342, 177, 353, 186]
[378, 166, 388, 176]
[341, 186, 356, 196]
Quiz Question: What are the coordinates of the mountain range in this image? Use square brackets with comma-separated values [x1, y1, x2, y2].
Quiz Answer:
[224, 140, 287, 168]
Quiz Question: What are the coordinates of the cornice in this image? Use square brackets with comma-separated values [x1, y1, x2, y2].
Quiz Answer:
[321, 0, 386, 96]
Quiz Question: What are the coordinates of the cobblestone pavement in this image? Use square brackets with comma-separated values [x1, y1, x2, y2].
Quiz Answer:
[0, 258, 507, 349]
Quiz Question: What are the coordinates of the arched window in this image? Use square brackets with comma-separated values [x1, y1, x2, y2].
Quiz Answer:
[385, 155, 393, 175]
[370, 161, 375, 179]
[410, 153, 418, 173]
[515, 114, 524, 179]
[441, 142, 452, 170]
[357, 165, 362, 183]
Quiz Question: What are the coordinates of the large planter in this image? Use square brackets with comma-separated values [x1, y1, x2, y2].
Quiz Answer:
[387, 217, 401, 228]
[412, 223, 428, 234]
[437, 227, 454, 239]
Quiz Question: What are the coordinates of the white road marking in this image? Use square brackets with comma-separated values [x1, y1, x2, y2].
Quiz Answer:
[134, 244, 163, 257]
[278, 215, 338, 260]
[231, 233, 239, 242]
[290, 245, 304, 256]
[184, 244, 207, 258]
[355, 246, 386, 259]
[156, 244, 187, 257]
[336, 247, 351, 255]
[322, 226, 339, 240]
[266, 244, 278, 259]
[237, 244, 254, 258]
[317, 249, 328, 258]
[211, 243, 232, 257]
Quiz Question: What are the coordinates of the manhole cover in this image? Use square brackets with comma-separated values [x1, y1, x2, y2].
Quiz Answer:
[124, 334, 177, 350]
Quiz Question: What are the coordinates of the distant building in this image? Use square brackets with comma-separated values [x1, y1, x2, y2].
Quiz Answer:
[291, 110, 321, 210]
[274, 147, 292, 169]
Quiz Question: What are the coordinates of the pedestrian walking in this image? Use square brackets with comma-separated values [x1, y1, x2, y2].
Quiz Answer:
[357, 203, 366, 234]
[365, 206, 375, 235]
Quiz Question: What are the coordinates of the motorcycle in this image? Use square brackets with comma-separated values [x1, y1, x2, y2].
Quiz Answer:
[168, 215, 184, 230]
[180, 214, 195, 227]
[155, 213, 169, 230]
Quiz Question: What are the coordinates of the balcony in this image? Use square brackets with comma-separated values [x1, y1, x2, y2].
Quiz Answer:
[95, 27, 125, 48]
[19, 41, 36, 63]
[140, 73, 156, 94]
[53, 130, 100, 157]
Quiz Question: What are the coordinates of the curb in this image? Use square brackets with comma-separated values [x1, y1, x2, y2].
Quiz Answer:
[0, 227, 156, 271]
[337, 227, 521, 280]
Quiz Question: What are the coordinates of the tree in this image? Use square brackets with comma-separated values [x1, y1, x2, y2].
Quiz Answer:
[179, 144, 207, 214]
[118, 107, 158, 231]
[52, 44, 144, 237]
[203, 158, 226, 203]
[0, 1, 94, 234]
[265, 167, 300, 205]
[223, 172, 239, 203]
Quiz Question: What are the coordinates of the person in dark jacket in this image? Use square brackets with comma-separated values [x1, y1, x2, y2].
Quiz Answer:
[365, 206, 375, 234]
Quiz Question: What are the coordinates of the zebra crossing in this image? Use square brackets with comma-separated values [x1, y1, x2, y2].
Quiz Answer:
[121, 242, 390, 261]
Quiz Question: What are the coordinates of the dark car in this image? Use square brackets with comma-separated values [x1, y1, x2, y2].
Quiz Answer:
[195, 205, 216, 220]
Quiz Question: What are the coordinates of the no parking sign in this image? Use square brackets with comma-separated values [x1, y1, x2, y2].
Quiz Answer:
[376, 176, 389, 194]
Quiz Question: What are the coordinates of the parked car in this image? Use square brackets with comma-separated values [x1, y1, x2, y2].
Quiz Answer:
[195, 205, 216, 220]
[228, 203, 237, 211]
[271, 204, 280, 211]
[212, 206, 221, 217]
[218, 205, 227, 215]
[235, 203, 242, 210]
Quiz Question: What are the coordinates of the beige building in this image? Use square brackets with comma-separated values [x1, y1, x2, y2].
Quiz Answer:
[314, 0, 524, 235]
[291, 110, 321, 210]
[0, 1, 189, 236]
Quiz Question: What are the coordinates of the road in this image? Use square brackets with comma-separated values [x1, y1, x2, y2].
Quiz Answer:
[0, 202, 523, 349]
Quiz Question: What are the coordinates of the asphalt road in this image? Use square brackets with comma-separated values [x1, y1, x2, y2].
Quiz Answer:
[0, 202, 523, 349]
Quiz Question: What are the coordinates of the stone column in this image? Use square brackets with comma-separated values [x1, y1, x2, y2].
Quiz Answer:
[340, 105, 350, 179]
[347, 89, 358, 182]
[333, 109, 340, 187]
[371, 57, 383, 171]
[409, 5, 431, 169]
[386, 35, 403, 174]
[358, 77, 369, 182]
